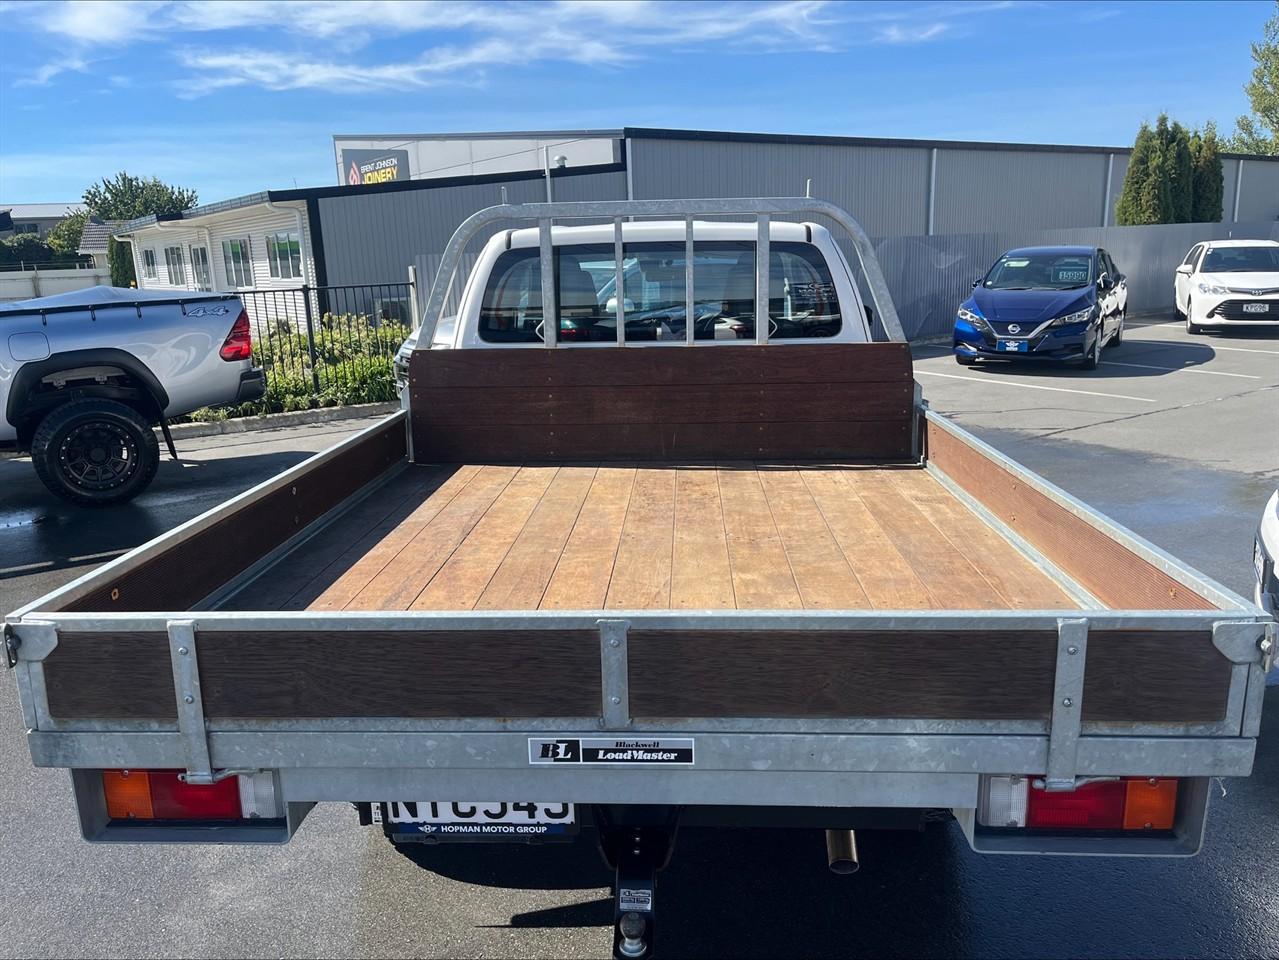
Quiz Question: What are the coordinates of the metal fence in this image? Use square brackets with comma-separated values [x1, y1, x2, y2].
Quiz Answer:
[236, 281, 415, 406]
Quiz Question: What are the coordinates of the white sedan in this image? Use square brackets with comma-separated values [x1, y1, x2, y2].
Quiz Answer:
[1257, 488, 1278, 616]
[1174, 239, 1279, 334]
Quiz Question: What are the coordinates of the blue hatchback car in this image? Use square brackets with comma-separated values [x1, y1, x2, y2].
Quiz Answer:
[952, 245, 1127, 370]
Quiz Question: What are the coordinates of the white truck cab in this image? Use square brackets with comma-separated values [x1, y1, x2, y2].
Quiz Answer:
[399, 219, 872, 370]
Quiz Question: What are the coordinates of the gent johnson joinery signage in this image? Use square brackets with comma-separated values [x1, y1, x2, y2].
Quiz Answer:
[342, 148, 411, 185]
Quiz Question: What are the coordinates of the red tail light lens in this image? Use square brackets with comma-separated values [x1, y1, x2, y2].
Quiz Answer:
[219, 309, 252, 361]
[103, 770, 242, 820]
[1026, 779, 1127, 829]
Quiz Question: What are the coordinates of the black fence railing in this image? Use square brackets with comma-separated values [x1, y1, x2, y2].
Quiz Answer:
[235, 282, 415, 414]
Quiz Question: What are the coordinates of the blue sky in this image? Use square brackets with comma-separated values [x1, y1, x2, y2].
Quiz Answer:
[0, 0, 1269, 205]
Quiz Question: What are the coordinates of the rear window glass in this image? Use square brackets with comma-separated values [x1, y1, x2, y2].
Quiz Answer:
[478, 241, 842, 343]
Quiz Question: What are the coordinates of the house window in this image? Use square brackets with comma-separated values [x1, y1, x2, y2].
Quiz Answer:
[266, 231, 302, 280]
[142, 249, 157, 279]
[164, 246, 185, 285]
[15, 223, 39, 234]
[190, 245, 212, 290]
[222, 238, 253, 287]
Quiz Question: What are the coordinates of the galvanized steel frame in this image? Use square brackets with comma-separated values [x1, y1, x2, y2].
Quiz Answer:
[412, 197, 908, 347]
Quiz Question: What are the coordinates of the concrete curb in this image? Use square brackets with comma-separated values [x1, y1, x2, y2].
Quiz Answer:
[161, 402, 399, 440]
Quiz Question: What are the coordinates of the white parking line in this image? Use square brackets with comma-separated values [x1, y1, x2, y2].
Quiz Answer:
[1134, 337, 1279, 356]
[915, 370, 1157, 402]
[1102, 360, 1261, 380]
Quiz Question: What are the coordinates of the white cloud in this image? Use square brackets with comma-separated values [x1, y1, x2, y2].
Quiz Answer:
[10, 0, 1016, 95]
[14, 57, 92, 87]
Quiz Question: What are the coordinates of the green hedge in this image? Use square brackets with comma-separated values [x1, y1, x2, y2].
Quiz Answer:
[186, 314, 410, 422]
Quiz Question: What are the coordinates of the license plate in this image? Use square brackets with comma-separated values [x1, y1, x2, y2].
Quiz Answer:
[1242, 302, 1270, 314]
[998, 340, 1029, 353]
[380, 801, 577, 837]
[1257, 539, 1268, 585]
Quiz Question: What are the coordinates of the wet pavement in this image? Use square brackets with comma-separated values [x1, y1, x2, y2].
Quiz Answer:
[2, 323, 1277, 958]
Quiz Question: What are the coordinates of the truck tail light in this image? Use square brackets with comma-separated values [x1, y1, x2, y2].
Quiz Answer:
[219, 309, 253, 361]
[103, 770, 242, 820]
[977, 775, 1179, 831]
[1027, 779, 1126, 829]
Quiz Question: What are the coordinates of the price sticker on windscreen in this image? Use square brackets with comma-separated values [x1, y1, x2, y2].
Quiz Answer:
[528, 738, 695, 765]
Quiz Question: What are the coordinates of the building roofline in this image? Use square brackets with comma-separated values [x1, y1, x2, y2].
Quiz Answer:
[115, 161, 629, 234]
[332, 129, 622, 143]
[620, 126, 1275, 161]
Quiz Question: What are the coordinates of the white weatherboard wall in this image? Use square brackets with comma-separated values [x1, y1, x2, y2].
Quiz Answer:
[127, 202, 315, 296]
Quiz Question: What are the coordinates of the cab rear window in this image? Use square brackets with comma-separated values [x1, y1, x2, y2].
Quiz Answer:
[477, 241, 842, 344]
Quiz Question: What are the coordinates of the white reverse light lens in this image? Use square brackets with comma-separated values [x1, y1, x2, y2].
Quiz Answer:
[977, 774, 1029, 827]
[237, 772, 281, 819]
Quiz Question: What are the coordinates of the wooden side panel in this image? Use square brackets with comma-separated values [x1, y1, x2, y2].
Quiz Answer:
[925, 421, 1213, 610]
[627, 628, 1231, 722]
[41, 627, 1229, 723]
[43, 629, 600, 719]
[61, 417, 407, 613]
[409, 343, 915, 463]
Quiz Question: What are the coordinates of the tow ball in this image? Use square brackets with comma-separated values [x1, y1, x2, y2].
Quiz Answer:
[596, 807, 679, 960]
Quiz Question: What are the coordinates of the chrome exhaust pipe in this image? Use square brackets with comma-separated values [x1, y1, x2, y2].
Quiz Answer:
[825, 829, 859, 874]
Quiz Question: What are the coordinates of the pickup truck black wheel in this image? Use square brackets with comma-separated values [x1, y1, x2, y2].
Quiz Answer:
[30, 398, 159, 506]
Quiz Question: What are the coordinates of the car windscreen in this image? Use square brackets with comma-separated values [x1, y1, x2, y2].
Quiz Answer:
[1201, 246, 1279, 273]
[982, 253, 1093, 290]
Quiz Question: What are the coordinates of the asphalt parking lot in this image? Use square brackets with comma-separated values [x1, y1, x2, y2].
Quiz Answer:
[2, 319, 1277, 959]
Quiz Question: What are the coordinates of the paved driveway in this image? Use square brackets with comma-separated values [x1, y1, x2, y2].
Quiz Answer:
[2, 321, 1277, 959]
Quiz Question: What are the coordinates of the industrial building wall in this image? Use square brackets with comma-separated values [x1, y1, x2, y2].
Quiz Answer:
[315, 167, 628, 292]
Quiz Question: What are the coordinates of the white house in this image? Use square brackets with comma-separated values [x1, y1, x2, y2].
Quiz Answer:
[116, 194, 317, 296]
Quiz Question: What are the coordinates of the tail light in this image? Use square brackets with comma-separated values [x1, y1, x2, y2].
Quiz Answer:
[978, 775, 1178, 831]
[102, 769, 277, 821]
[219, 308, 253, 361]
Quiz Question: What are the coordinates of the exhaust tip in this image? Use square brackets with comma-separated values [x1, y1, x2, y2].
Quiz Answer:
[825, 829, 860, 874]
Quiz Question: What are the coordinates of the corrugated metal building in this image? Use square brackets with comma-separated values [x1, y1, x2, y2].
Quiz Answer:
[124, 127, 1279, 338]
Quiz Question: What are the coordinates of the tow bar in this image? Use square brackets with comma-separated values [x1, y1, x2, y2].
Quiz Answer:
[596, 806, 680, 960]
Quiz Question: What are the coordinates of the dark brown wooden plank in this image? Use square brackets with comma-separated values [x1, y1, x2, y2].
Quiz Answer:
[413, 380, 912, 426]
[63, 416, 406, 613]
[410, 342, 913, 389]
[628, 630, 1058, 719]
[43, 632, 173, 719]
[926, 422, 1213, 610]
[196, 631, 600, 718]
[1084, 630, 1230, 722]
[414, 420, 912, 463]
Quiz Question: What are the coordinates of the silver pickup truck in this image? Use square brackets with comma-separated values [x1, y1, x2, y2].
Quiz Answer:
[0, 286, 265, 505]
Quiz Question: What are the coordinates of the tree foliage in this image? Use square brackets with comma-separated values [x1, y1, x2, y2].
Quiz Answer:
[82, 172, 197, 221]
[46, 209, 88, 256]
[108, 236, 136, 287]
[1227, 1, 1278, 155]
[1190, 123, 1225, 222]
[1115, 114, 1224, 225]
